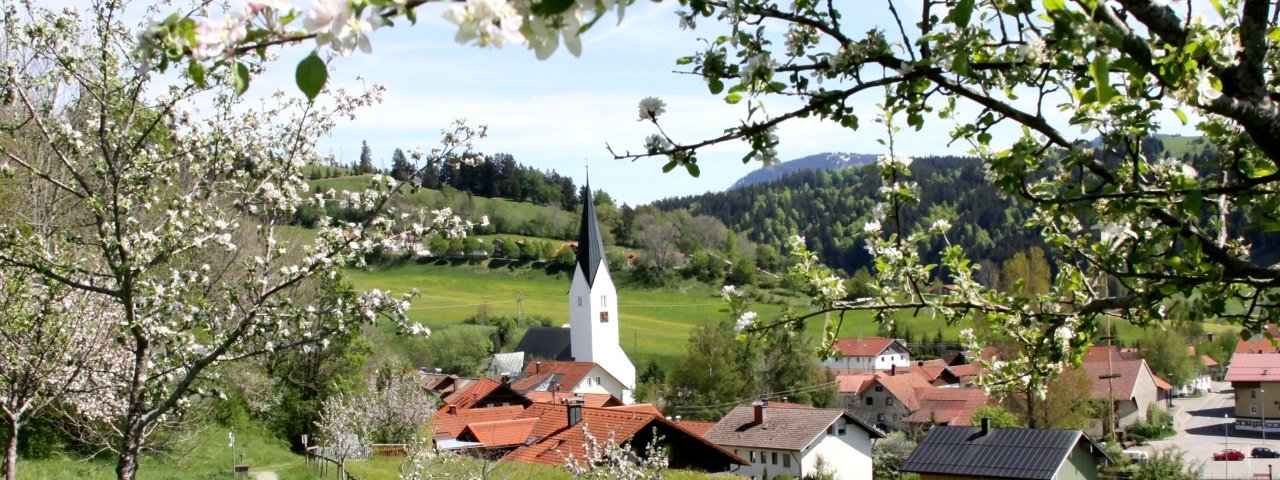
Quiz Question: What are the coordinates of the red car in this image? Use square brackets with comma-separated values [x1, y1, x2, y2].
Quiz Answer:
[1214, 449, 1246, 461]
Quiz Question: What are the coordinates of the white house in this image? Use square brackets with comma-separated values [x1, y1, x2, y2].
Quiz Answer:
[567, 181, 636, 404]
[704, 401, 884, 480]
[824, 337, 912, 371]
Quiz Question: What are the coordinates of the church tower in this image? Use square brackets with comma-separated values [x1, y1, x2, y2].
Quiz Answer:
[569, 181, 636, 403]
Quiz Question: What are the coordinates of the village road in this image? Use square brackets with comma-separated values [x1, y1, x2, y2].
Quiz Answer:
[1142, 382, 1280, 478]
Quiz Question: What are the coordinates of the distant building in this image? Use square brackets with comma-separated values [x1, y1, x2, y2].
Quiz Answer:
[510, 360, 627, 404]
[508, 181, 636, 403]
[824, 337, 912, 371]
[1078, 359, 1161, 434]
[1226, 352, 1280, 433]
[901, 420, 1112, 480]
[903, 387, 991, 427]
[849, 371, 933, 432]
[704, 401, 883, 480]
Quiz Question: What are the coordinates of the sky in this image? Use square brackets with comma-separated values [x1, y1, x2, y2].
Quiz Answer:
[144, 0, 1199, 206]
[244, 0, 988, 206]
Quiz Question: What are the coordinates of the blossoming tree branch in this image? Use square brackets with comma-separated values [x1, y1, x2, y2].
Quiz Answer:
[166, 0, 1278, 416]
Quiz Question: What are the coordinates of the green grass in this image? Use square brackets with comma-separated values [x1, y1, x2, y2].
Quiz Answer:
[19, 427, 320, 480]
[1160, 134, 1211, 159]
[348, 263, 794, 368]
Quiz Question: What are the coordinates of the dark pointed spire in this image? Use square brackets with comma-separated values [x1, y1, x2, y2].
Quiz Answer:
[576, 177, 608, 288]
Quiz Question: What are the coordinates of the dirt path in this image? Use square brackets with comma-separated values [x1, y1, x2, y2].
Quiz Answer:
[251, 470, 279, 480]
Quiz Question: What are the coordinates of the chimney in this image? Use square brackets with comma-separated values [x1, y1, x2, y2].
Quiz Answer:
[434, 368, 442, 374]
[918, 360, 924, 367]
[535, 361, 542, 374]
[891, 364, 896, 376]
[980, 417, 991, 436]
[564, 397, 584, 427]
[753, 400, 768, 425]
[501, 374, 511, 384]
[675, 415, 682, 423]
[447, 404, 457, 415]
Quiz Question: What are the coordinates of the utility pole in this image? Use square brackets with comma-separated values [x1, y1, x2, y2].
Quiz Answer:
[515, 291, 524, 323]
[1098, 323, 1121, 443]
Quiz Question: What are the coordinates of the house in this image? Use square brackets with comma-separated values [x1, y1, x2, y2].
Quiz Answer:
[434, 398, 747, 471]
[704, 401, 884, 480]
[848, 371, 933, 432]
[441, 377, 534, 410]
[1225, 352, 1280, 433]
[824, 337, 912, 371]
[836, 372, 881, 414]
[1234, 324, 1280, 354]
[897, 361, 961, 386]
[1078, 359, 1160, 433]
[510, 360, 627, 405]
[902, 388, 991, 427]
[901, 420, 1112, 480]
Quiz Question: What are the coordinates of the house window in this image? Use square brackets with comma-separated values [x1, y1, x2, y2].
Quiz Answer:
[596, 376, 601, 385]
[783, 454, 791, 468]
[866, 397, 873, 405]
[601, 295, 607, 307]
[1253, 405, 1259, 414]
[600, 311, 609, 322]
[838, 423, 847, 435]
[887, 397, 894, 406]
[877, 413, 885, 421]
[749, 451, 756, 462]
[827, 425, 835, 435]
[578, 296, 582, 306]
[1254, 390, 1259, 399]
[772, 452, 778, 465]
[875, 386, 884, 392]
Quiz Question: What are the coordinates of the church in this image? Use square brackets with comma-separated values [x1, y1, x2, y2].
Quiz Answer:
[505, 182, 637, 404]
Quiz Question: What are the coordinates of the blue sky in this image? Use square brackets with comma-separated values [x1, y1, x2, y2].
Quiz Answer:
[223, 1, 1197, 205]
[246, 1, 984, 206]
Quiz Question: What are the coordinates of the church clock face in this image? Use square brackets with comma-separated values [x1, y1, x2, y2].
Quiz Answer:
[599, 311, 609, 323]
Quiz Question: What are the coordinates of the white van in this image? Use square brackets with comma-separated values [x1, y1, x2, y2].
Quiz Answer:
[1122, 449, 1150, 463]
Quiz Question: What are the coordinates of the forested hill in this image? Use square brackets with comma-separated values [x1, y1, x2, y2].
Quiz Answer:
[652, 155, 1042, 277]
[729, 152, 878, 189]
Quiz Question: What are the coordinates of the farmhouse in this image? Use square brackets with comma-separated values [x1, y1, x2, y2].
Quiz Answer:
[703, 401, 883, 480]
[1226, 352, 1280, 433]
[823, 337, 911, 371]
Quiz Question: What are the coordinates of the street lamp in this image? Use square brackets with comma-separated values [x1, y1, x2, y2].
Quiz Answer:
[1263, 388, 1267, 447]
[1225, 414, 1230, 478]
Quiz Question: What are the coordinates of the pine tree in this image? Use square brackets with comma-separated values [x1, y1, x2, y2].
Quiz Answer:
[389, 148, 413, 181]
[358, 140, 374, 174]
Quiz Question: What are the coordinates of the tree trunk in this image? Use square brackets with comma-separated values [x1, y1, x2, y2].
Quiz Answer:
[115, 409, 144, 480]
[4, 418, 18, 480]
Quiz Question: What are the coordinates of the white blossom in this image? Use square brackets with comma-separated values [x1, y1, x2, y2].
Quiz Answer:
[638, 96, 667, 122]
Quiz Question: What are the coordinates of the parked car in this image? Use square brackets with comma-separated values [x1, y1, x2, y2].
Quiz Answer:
[1122, 450, 1150, 463]
[1253, 447, 1280, 458]
[1214, 449, 1246, 461]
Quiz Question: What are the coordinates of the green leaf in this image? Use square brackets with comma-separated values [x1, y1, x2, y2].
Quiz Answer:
[708, 78, 724, 95]
[725, 93, 743, 104]
[187, 62, 207, 88]
[1269, 27, 1280, 42]
[1174, 108, 1188, 125]
[662, 159, 678, 173]
[676, 56, 694, 65]
[1183, 190, 1202, 214]
[685, 161, 701, 177]
[233, 62, 250, 96]
[949, 0, 975, 28]
[951, 52, 971, 76]
[531, 0, 575, 16]
[1091, 55, 1113, 104]
[1209, 0, 1227, 19]
[1044, 0, 1066, 12]
[295, 52, 327, 101]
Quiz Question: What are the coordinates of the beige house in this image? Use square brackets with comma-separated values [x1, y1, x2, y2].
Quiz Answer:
[1226, 352, 1280, 432]
[1079, 359, 1160, 434]
[704, 401, 883, 480]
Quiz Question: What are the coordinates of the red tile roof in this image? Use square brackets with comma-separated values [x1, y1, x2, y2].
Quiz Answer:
[1152, 375, 1173, 391]
[903, 388, 991, 426]
[1082, 345, 1139, 363]
[830, 337, 907, 357]
[949, 362, 985, 380]
[459, 418, 539, 448]
[523, 391, 620, 407]
[1226, 353, 1280, 382]
[837, 373, 879, 394]
[1235, 339, 1280, 354]
[432, 405, 528, 440]
[674, 420, 716, 438]
[873, 372, 935, 411]
[1078, 360, 1150, 400]
[447, 378, 505, 408]
[511, 361, 600, 392]
[896, 364, 955, 383]
[609, 404, 663, 415]
[1203, 355, 1220, 368]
